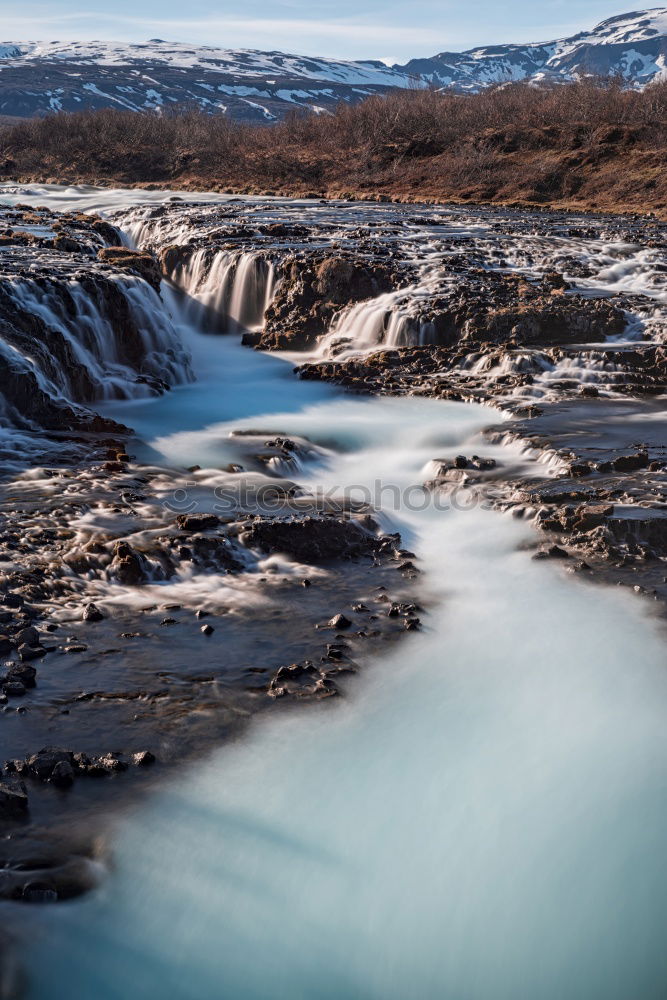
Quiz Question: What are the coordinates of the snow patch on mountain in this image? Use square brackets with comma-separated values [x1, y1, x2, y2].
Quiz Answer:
[403, 8, 667, 90]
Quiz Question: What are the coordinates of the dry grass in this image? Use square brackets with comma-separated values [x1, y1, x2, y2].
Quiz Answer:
[1, 79, 666, 216]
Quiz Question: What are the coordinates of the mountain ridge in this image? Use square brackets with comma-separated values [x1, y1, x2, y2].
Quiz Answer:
[0, 8, 665, 121]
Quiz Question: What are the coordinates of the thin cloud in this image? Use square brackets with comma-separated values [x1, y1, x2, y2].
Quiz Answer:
[0, 4, 624, 59]
[0, 12, 446, 46]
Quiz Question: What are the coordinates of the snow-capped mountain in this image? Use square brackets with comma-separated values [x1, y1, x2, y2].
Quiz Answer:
[0, 39, 415, 120]
[0, 8, 665, 122]
[402, 8, 667, 90]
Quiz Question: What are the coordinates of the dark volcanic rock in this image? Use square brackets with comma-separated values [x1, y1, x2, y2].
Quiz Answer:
[260, 254, 399, 350]
[240, 515, 382, 563]
[109, 542, 151, 586]
[268, 661, 337, 699]
[97, 247, 163, 291]
[176, 513, 221, 532]
[328, 613, 352, 629]
[26, 747, 73, 782]
[82, 603, 105, 622]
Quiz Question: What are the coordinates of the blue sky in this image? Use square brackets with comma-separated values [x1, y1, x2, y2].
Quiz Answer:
[0, 2, 644, 61]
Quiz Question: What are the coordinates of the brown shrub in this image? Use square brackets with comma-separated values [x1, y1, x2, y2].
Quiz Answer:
[1, 79, 666, 214]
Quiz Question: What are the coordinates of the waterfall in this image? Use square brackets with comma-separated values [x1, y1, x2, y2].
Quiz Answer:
[3, 274, 192, 400]
[0, 271, 194, 436]
[170, 249, 275, 333]
[317, 286, 438, 359]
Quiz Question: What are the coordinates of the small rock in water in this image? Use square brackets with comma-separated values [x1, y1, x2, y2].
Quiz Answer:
[3, 681, 26, 697]
[16, 626, 40, 646]
[18, 644, 46, 662]
[200, 624, 215, 636]
[7, 664, 36, 688]
[533, 545, 570, 560]
[82, 603, 105, 623]
[328, 613, 351, 629]
[176, 513, 220, 532]
[97, 753, 128, 773]
[612, 452, 649, 472]
[26, 747, 73, 781]
[132, 750, 156, 767]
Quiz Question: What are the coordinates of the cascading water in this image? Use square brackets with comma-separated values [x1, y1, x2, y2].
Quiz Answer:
[0, 265, 195, 450]
[316, 285, 439, 358]
[170, 248, 275, 333]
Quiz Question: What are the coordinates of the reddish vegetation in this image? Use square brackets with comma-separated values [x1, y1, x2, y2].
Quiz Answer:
[1, 79, 666, 216]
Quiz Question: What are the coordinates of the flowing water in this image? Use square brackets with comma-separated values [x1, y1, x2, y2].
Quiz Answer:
[24, 372, 667, 1000]
[1, 186, 666, 999]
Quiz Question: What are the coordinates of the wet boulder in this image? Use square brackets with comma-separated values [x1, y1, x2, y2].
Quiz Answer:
[16, 626, 40, 646]
[240, 515, 381, 563]
[611, 452, 649, 472]
[82, 603, 105, 622]
[50, 761, 75, 789]
[109, 542, 150, 586]
[268, 661, 337, 699]
[328, 613, 352, 629]
[17, 643, 46, 662]
[5, 664, 37, 689]
[176, 513, 220, 532]
[25, 747, 74, 782]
